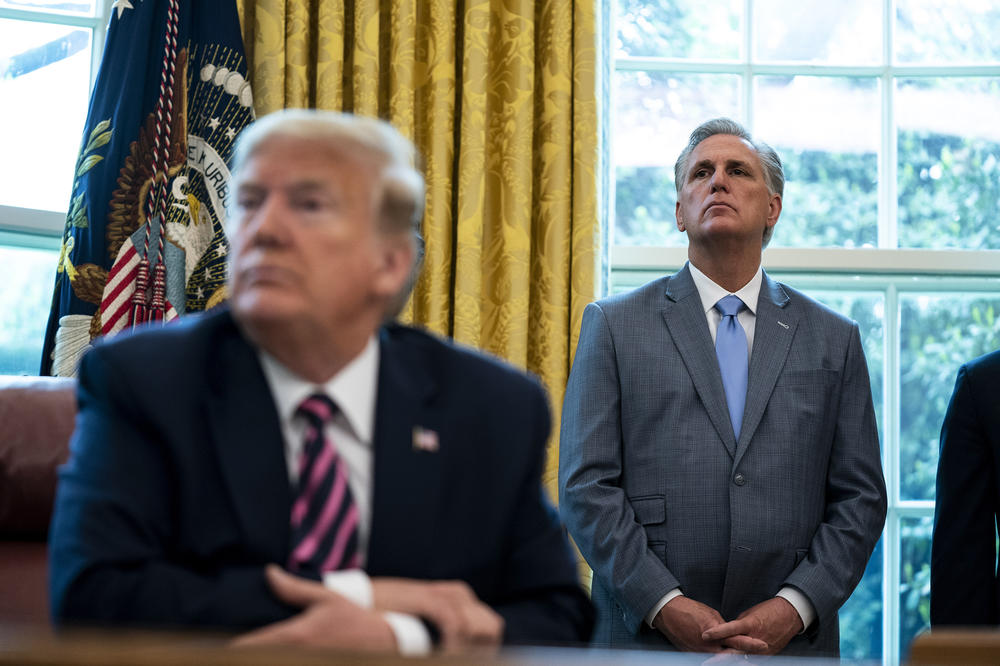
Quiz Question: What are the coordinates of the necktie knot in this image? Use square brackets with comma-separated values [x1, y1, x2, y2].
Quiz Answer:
[715, 294, 745, 319]
[297, 393, 337, 429]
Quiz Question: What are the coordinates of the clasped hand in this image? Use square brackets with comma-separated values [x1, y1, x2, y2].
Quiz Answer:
[371, 576, 504, 652]
[655, 596, 801, 656]
[233, 564, 502, 654]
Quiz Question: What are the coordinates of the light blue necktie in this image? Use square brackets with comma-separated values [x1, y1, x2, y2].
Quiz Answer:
[715, 295, 748, 439]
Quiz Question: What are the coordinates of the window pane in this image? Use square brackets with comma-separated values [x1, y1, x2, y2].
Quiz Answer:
[616, 0, 742, 60]
[0, 19, 92, 213]
[0, 244, 59, 375]
[755, 76, 879, 249]
[900, 516, 932, 659]
[840, 537, 883, 660]
[896, 77, 1000, 250]
[0, 1, 96, 15]
[899, 292, 1000, 500]
[896, 0, 1000, 64]
[614, 72, 740, 246]
[755, 0, 880, 65]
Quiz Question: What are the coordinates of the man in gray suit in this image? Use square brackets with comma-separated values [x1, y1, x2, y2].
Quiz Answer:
[559, 118, 886, 656]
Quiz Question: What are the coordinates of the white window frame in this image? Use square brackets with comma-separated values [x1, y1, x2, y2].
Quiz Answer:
[604, 1, 1000, 663]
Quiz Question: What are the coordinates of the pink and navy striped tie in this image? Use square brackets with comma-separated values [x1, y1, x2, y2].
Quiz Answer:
[288, 393, 360, 574]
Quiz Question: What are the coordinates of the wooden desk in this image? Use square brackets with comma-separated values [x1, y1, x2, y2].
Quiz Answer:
[0, 627, 433, 666]
[0, 627, 872, 665]
[908, 629, 1000, 665]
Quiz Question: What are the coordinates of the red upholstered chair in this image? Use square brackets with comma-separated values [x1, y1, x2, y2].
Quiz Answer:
[0, 375, 76, 627]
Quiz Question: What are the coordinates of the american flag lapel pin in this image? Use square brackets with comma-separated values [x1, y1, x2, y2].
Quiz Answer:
[412, 426, 440, 453]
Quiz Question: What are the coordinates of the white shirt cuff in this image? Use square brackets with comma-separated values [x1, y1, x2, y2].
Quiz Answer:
[322, 568, 373, 607]
[384, 611, 433, 656]
[777, 586, 815, 633]
[645, 588, 684, 627]
[323, 569, 431, 655]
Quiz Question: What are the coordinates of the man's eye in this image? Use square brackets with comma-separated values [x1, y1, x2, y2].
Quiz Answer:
[236, 196, 261, 209]
[694, 169, 709, 178]
[293, 197, 325, 211]
[731, 168, 747, 176]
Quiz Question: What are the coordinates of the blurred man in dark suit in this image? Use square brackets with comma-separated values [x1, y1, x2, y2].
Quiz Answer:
[49, 109, 593, 655]
[932, 349, 1000, 626]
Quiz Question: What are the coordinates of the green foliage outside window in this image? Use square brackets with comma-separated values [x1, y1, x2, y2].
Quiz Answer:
[772, 150, 877, 249]
[898, 129, 1000, 250]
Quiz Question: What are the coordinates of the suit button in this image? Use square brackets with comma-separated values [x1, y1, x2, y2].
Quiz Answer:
[733, 473, 746, 486]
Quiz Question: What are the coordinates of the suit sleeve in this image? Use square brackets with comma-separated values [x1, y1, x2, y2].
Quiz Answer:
[930, 362, 999, 625]
[782, 323, 887, 630]
[558, 303, 679, 633]
[493, 377, 595, 645]
[48, 345, 294, 630]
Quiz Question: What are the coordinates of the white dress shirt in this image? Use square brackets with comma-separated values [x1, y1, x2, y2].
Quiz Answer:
[259, 338, 430, 655]
[644, 262, 816, 635]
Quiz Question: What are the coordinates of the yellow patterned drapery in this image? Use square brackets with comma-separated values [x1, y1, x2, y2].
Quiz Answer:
[234, 1, 598, 499]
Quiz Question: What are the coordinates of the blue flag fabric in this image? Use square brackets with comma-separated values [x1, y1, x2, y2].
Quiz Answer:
[41, 0, 253, 376]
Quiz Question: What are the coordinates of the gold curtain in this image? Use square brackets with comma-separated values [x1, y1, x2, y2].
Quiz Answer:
[234, 0, 598, 499]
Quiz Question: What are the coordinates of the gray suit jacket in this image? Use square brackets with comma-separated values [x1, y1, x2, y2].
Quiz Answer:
[558, 265, 886, 655]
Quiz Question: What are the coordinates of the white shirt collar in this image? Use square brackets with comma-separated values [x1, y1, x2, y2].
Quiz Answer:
[258, 336, 380, 445]
[687, 261, 762, 316]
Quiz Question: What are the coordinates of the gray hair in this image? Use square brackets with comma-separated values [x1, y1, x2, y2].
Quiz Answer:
[230, 109, 425, 319]
[231, 109, 425, 236]
[674, 118, 783, 247]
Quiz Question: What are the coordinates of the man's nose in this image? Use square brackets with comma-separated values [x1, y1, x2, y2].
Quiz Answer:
[243, 197, 288, 246]
[710, 170, 729, 192]
[233, 196, 289, 248]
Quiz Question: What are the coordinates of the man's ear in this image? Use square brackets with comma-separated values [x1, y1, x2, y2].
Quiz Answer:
[373, 233, 416, 299]
[765, 192, 782, 230]
[676, 200, 685, 232]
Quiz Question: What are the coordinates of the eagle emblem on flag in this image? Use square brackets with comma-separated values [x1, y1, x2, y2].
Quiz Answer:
[41, 0, 253, 376]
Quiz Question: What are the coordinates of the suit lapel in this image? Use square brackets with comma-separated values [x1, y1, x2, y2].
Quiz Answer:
[205, 311, 291, 563]
[663, 266, 738, 459]
[734, 273, 796, 465]
[366, 327, 441, 576]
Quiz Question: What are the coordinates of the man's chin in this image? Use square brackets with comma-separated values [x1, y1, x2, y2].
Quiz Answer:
[230, 294, 303, 329]
[698, 220, 765, 242]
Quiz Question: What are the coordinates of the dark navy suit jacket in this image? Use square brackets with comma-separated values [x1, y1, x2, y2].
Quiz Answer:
[49, 308, 593, 644]
[931, 349, 1000, 626]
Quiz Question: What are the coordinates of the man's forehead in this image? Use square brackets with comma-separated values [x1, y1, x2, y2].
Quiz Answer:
[690, 133, 758, 161]
[236, 176, 333, 191]
[246, 134, 380, 170]
[236, 139, 379, 187]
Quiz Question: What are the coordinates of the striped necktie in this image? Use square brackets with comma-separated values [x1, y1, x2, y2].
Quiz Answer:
[288, 393, 360, 574]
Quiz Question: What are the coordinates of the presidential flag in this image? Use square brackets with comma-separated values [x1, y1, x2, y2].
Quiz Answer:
[41, 0, 253, 376]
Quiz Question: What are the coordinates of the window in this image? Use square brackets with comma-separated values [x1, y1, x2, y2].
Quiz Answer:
[0, 231, 60, 373]
[607, 0, 1000, 662]
[0, 0, 110, 374]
